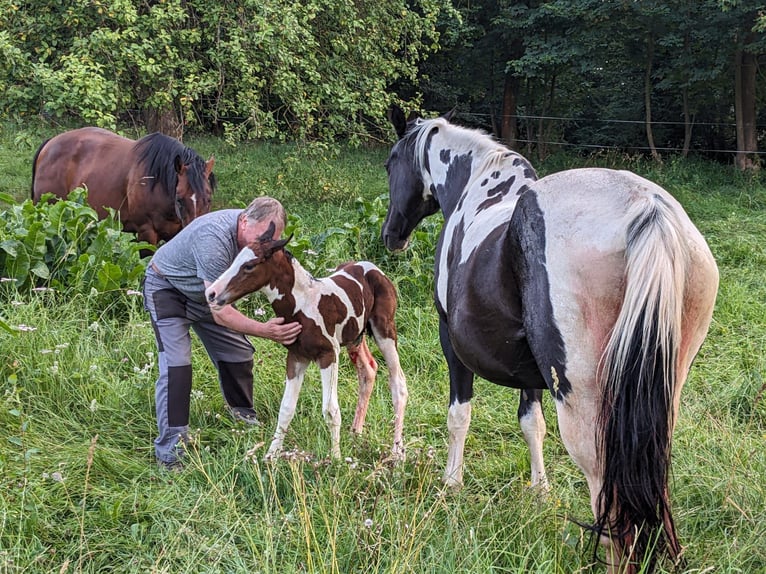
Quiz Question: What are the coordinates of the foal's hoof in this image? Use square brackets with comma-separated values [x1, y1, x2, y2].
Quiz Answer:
[442, 474, 463, 490]
[264, 447, 282, 462]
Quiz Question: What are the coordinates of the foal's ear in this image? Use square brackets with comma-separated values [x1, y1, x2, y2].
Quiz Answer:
[205, 156, 215, 177]
[387, 105, 408, 139]
[264, 234, 292, 259]
[258, 221, 277, 242]
[442, 108, 457, 122]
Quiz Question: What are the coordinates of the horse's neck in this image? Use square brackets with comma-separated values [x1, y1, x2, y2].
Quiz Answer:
[264, 255, 317, 315]
[426, 132, 535, 221]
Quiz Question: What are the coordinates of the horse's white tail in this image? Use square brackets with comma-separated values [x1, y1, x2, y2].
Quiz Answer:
[597, 193, 688, 571]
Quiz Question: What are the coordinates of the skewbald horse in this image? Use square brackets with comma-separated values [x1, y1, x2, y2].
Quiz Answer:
[31, 127, 216, 246]
[206, 223, 408, 461]
[381, 107, 718, 572]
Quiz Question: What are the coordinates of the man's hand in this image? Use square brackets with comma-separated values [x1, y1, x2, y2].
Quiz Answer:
[263, 316, 302, 345]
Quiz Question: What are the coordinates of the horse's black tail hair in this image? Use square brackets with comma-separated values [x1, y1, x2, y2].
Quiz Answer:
[596, 193, 688, 572]
[30, 137, 52, 201]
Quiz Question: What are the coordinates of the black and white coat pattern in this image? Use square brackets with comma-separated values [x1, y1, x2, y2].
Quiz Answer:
[381, 108, 718, 573]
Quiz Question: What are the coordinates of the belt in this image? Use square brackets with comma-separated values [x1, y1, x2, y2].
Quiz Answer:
[150, 262, 166, 279]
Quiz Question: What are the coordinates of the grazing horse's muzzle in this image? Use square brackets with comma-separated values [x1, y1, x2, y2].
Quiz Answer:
[382, 231, 409, 253]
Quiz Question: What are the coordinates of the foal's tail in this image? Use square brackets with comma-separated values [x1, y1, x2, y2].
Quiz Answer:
[597, 193, 688, 571]
[30, 137, 51, 202]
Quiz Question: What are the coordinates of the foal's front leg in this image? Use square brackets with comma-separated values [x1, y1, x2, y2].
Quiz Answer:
[319, 349, 342, 459]
[266, 353, 309, 460]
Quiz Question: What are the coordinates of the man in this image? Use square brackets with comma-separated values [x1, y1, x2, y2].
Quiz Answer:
[142, 196, 301, 470]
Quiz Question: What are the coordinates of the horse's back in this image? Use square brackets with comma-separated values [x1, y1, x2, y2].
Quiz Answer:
[513, 167, 717, 390]
[31, 127, 133, 213]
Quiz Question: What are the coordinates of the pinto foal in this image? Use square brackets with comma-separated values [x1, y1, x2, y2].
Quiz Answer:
[205, 223, 408, 460]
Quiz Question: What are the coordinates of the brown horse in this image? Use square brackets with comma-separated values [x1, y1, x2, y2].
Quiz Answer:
[31, 127, 216, 246]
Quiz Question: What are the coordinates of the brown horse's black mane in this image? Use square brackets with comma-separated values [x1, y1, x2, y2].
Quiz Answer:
[134, 132, 216, 197]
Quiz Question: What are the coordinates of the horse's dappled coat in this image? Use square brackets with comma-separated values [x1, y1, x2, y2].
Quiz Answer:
[382, 108, 718, 573]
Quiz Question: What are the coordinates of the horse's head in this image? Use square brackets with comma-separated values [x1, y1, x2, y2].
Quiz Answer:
[205, 221, 291, 308]
[174, 154, 216, 227]
[381, 106, 454, 252]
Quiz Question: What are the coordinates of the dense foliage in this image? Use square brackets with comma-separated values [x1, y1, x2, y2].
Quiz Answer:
[1, 1, 763, 161]
[0, 0, 444, 142]
[419, 0, 765, 162]
[0, 189, 147, 292]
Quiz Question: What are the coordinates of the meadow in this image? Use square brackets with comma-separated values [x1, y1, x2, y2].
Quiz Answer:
[1, 121, 765, 573]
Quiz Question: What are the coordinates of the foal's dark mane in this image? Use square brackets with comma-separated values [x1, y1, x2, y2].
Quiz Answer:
[134, 132, 217, 197]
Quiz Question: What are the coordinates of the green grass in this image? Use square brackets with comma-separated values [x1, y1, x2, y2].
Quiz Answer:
[1, 121, 766, 573]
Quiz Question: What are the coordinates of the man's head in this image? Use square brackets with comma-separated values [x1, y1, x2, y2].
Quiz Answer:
[237, 197, 287, 248]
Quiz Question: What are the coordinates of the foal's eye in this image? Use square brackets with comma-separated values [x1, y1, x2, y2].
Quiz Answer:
[243, 262, 256, 271]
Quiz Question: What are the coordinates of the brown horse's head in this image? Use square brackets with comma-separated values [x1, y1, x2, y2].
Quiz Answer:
[173, 154, 215, 227]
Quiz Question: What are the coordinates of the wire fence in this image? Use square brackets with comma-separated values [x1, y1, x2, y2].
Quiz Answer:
[462, 112, 766, 156]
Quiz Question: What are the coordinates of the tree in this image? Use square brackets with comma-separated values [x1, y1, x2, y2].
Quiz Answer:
[0, 0, 447, 143]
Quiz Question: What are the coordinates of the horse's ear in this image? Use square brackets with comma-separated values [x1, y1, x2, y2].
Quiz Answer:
[442, 108, 457, 122]
[205, 156, 215, 177]
[387, 105, 408, 139]
[407, 110, 421, 122]
[174, 155, 185, 175]
[258, 221, 276, 243]
[263, 234, 292, 259]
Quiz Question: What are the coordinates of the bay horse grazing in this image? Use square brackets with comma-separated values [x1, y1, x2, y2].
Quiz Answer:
[205, 223, 408, 461]
[31, 127, 216, 246]
[381, 107, 718, 572]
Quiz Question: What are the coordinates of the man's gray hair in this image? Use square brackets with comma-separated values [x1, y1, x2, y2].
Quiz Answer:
[241, 196, 287, 227]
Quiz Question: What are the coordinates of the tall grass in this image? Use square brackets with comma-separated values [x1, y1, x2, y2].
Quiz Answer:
[1, 122, 765, 572]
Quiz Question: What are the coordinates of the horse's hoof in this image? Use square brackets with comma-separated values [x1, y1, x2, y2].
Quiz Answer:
[264, 447, 282, 462]
[442, 475, 463, 490]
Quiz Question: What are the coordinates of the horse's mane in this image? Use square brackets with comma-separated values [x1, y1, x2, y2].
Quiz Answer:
[409, 117, 536, 180]
[134, 133, 217, 197]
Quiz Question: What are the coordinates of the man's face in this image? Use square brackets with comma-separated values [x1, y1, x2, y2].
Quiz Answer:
[238, 217, 284, 248]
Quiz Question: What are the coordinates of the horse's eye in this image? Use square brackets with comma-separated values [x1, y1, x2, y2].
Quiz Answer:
[243, 263, 256, 271]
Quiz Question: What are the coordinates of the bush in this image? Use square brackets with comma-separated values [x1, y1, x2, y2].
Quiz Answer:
[0, 188, 148, 293]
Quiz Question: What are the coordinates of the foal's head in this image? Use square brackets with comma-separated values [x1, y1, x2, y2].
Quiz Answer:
[206, 221, 291, 308]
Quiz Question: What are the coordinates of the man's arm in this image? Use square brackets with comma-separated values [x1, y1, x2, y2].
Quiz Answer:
[204, 281, 301, 345]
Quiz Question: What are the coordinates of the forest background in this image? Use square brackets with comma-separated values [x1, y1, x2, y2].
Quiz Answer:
[0, 0, 763, 169]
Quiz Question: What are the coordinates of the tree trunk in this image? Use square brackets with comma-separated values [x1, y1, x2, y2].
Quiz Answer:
[734, 34, 759, 170]
[501, 72, 519, 149]
[146, 106, 184, 141]
[682, 88, 692, 158]
[644, 33, 660, 161]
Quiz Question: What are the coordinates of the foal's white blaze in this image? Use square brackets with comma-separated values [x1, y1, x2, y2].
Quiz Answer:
[207, 246, 258, 303]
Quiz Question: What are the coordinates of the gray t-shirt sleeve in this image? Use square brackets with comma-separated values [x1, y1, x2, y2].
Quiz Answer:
[151, 209, 241, 302]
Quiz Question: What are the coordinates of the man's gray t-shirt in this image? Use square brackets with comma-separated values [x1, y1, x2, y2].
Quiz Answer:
[151, 209, 242, 303]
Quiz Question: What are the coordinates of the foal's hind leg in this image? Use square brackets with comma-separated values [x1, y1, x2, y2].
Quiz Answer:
[348, 337, 379, 435]
[518, 388, 549, 490]
[369, 325, 408, 460]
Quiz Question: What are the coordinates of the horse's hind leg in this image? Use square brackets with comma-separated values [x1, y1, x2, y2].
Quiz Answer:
[348, 337, 378, 435]
[518, 388, 549, 490]
[369, 325, 408, 460]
